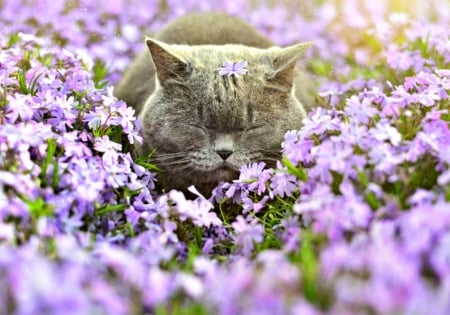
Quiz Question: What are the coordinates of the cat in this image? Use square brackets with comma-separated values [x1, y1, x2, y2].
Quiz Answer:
[115, 12, 313, 195]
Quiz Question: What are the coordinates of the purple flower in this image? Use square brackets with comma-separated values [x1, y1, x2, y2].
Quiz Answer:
[239, 162, 266, 182]
[63, 158, 106, 203]
[242, 195, 269, 213]
[5, 94, 35, 123]
[176, 273, 204, 299]
[232, 215, 264, 256]
[345, 95, 379, 124]
[93, 242, 145, 286]
[218, 60, 248, 76]
[294, 183, 334, 214]
[338, 180, 372, 229]
[190, 198, 222, 227]
[93, 136, 122, 165]
[276, 216, 302, 252]
[370, 119, 402, 146]
[83, 106, 110, 130]
[385, 48, 425, 73]
[282, 131, 314, 166]
[430, 231, 450, 277]
[142, 268, 174, 306]
[168, 189, 222, 227]
[408, 189, 436, 206]
[89, 280, 128, 315]
[238, 162, 272, 194]
[270, 171, 298, 197]
[300, 107, 342, 137]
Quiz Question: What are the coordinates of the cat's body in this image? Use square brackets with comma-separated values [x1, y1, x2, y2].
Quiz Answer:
[115, 12, 313, 195]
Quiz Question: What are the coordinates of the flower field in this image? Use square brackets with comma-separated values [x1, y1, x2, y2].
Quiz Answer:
[0, 0, 449, 314]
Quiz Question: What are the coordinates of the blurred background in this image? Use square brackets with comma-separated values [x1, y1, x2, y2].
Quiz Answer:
[1, 0, 448, 83]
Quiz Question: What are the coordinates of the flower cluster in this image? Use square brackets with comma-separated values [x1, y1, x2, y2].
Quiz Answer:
[0, 0, 449, 314]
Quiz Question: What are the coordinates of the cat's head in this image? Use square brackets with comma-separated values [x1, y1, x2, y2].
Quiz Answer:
[140, 38, 312, 194]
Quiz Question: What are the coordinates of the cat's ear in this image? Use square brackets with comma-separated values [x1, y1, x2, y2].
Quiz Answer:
[267, 41, 313, 88]
[145, 38, 191, 84]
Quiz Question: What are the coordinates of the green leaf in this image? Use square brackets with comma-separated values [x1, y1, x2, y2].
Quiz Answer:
[95, 204, 127, 215]
[51, 160, 60, 190]
[135, 151, 160, 171]
[282, 156, 307, 181]
[26, 197, 53, 219]
[365, 191, 381, 211]
[309, 59, 334, 77]
[15, 67, 42, 96]
[357, 171, 368, 189]
[1, 84, 7, 107]
[7, 33, 20, 48]
[38, 53, 53, 67]
[28, 72, 43, 95]
[126, 223, 135, 238]
[40, 139, 57, 187]
[299, 234, 319, 302]
[121, 187, 143, 199]
[16, 68, 28, 94]
[155, 302, 208, 315]
[184, 240, 202, 272]
[92, 59, 109, 89]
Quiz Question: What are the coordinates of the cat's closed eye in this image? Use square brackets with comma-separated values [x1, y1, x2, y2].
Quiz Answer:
[187, 123, 206, 130]
[186, 124, 221, 133]
[242, 125, 265, 136]
[188, 124, 265, 134]
[245, 125, 264, 132]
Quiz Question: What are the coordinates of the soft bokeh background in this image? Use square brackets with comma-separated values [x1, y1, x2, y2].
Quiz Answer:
[2, 0, 448, 81]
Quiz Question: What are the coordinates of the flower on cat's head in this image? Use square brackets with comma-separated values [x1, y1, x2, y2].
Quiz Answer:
[218, 60, 248, 77]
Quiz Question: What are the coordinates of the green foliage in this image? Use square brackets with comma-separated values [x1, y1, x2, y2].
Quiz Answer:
[92, 59, 109, 89]
[15, 67, 43, 96]
[299, 234, 319, 302]
[282, 156, 307, 181]
[410, 35, 448, 69]
[40, 139, 59, 188]
[1, 83, 7, 107]
[134, 151, 161, 172]
[6, 33, 20, 48]
[154, 302, 208, 315]
[309, 59, 334, 77]
[405, 157, 439, 195]
[95, 203, 128, 215]
[183, 240, 203, 271]
[289, 232, 332, 310]
[26, 197, 53, 219]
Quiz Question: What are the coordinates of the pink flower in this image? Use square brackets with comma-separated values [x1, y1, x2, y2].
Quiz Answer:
[218, 60, 248, 77]
[94, 136, 122, 165]
[232, 215, 264, 256]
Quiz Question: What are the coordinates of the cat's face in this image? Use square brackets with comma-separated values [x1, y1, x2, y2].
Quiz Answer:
[140, 39, 312, 194]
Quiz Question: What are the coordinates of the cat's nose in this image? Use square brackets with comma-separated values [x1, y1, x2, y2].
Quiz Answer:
[214, 133, 234, 160]
[216, 150, 233, 160]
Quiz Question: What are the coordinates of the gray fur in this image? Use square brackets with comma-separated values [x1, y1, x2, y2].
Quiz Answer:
[115, 12, 314, 195]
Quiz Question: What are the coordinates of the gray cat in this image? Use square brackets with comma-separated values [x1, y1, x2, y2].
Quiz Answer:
[115, 12, 313, 195]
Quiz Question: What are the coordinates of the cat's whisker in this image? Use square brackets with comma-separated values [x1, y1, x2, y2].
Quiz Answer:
[165, 163, 195, 172]
[155, 151, 192, 156]
[151, 155, 190, 162]
[157, 159, 192, 167]
[152, 155, 190, 162]
[259, 150, 282, 155]
[260, 157, 279, 162]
